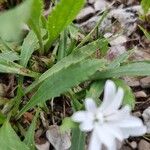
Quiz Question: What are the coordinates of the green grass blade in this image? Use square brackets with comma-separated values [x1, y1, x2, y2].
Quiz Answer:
[141, 0, 150, 14]
[71, 127, 86, 150]
[28, 0, 44, 54]
[45, 0, 85, 50]
[0, 58, 40, 78]
[139, 25, 150, 40]
[24, 110, 39, 150]
[17, 59, 106, 118]
[0, 51, 19, 61]
[0, 0, 33, 41]
[92, 61, 150, 79]
[0, 121, 30, 150]
[20, 30, 38, 67]
[25, 39, 104, 94]
[113, 79, 135, 109]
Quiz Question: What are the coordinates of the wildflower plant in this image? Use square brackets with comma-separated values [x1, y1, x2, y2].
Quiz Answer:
[72, 80, 146, 150]
[0, 0, 149, 150]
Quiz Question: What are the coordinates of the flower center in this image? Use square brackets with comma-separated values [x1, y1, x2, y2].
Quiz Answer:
[94, 112, 104, 124]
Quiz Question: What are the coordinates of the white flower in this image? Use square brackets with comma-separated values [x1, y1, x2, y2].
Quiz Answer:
[72, 80, 146, 150]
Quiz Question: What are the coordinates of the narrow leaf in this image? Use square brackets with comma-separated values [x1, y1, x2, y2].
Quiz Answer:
[25, 39, 104, 93]
[71, 127, 86, 150]
[45, 0, 85, 49]
[86, 80, 105, 105]
[0, 51, 20, 61]
[0, 121, 29, 150]
[28, 0, 44, 53]
[0, 58, 40, 78]
[24, 111, 39, 150]
[141, 0, 150, 14]
[18, 59, 106, 117]
[113, 79, 135, 109]
[92, 61, 150, 79]
[20, 30, 38, 67]
[0, 0, 32, 41]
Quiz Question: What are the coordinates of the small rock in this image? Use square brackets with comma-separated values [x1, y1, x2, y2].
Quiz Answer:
[76, 6, 95, 21]
[124, 77, 140, 87]
[120, 145, 132, 150]
[46, 125, 71, 150]
[94, 0, 108, 12]
[36, 141, 50, 150]
[140, 77, 150, 88]
[133, 111, 142, 117]
[130, 141, 137, 149]
[142, 107, 150, 133]
[134, 91, 147, 98]
[138, 140, 150, 150]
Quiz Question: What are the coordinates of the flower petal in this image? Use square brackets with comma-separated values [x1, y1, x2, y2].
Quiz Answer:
[104, 87, 124, 115]
[105, 106, 131, 122]
[114, 116, 144, 128]
[99, 80, 116, 111]
[71, 111, 87, 122]
[88, 130, 102, 150]
[85, 98, 97, 112]
[121, 126, 146, 138]
[103, 124, 124, 141]
[80, 120, 94, 131]
[95, 125, 116, 149]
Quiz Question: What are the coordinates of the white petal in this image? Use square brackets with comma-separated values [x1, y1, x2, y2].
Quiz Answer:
[121, 126, 146, 138]
[104, 87, 124, 115]
[103, 124, 124, 141]
[80, 120, 94, 131]
[114, 116, 143, 128]
[72, 111, 87, 122]
[99, 80, 116, 111]
[105, 106, 131, 122]
[85, 98, 97, 112]
[95, 125, 116, 149]
[88, 130, 102, 150]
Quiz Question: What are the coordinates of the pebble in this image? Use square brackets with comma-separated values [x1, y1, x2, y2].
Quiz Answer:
[142, 107, 150, 133]
[138, 140, 150, 150]
[130, 141, 137, 149]
[140, 77, 150, 89]
[133, 111, 142, 117]
[134, 91, 147, 98]
[120, 146, 132, 150]
[124, 77, 140, 87]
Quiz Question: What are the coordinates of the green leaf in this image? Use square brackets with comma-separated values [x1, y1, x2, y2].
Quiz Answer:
[24, 111, 39, 150]
[0, 0, 33, 41]
[0, 112, 6, 124]
[86, 80, 105, 105]
[71, 127, 86, 150]
[45, 0, 85, 50]
[139, 25, 150, 40]
[0, 51, 20, 61]
[57, 30, 68, 61]
[17, 59, 106, 118]
[0, 58, 40, 78]
[60, 117, 76, 132]
[99, 38, 109, 56]
[141, 0, 150, 14]
[92, 61, 150, 79]
[0, 121, 29, 150]
[113, 79, 135, 109]
[28, 0, 44, 53]
[20, 30, 38, 67]
[25, 39, 104, 94]
[108, 51, 133, 69]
